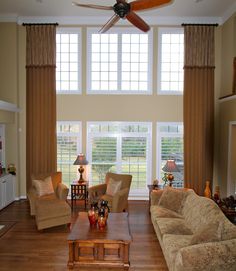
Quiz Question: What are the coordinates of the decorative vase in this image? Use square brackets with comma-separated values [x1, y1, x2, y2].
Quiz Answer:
[88, 202, 98, 226]
[100, 200, 110, 219]
[98, 207, 107, 229]
[204, 181, 212, 198]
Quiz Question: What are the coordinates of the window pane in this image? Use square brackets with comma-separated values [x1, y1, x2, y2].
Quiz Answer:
[87, 122, 152, 195]
[158, 28, 184, 94]
[57, 122, 81, 188]
[56, 29, 81, 94]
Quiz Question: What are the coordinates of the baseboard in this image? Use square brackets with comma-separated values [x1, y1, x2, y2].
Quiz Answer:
[14, 196, 27, 200]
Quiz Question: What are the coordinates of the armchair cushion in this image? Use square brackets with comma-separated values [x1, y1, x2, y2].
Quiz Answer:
[32, 176, 54, 197]
[106, 178, 122, 196]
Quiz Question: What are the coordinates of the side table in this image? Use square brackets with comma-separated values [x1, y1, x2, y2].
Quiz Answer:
[71, 182, 88, 210]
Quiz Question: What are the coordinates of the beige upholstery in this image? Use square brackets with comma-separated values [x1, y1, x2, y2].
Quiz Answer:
[150, 187, 236, 271]
[27, 171, 71, 230]
[88, 172, 132, 212]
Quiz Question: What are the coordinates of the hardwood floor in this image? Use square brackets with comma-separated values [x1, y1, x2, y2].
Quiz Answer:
[0, 200, 168, 271]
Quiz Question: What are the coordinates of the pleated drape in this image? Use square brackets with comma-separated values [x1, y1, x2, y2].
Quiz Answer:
[183, 25, 216, 195]
[26, 25, 57, 190]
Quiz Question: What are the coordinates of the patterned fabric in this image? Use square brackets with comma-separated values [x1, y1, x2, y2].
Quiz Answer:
[32, 176, 54, 197]
[150, 188, 236, 271]
[158, 187, 187, 213]
[155, 217, 193, 238]
[150, 206, 183, 219]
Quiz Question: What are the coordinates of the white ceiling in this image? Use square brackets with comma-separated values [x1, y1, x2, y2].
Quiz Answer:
[0, 0, 235, 25]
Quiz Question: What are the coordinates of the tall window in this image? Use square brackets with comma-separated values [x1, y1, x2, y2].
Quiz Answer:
[57, 122, 82, 187]
[56, 28, 82, 94]
[157, 123, 184, 188]
[87, 122, 152, 197]
[158, 28, 184, 94]
[87, 28, 153, 94]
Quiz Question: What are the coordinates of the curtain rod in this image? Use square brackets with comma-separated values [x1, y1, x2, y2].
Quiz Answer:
[182, 23, 218, 27]
[22, 23, 58, 26]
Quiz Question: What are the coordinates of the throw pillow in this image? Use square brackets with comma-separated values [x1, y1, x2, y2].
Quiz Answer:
[32, 176, 54, 197]
[158, 187, 186, 213]
[190, 222, 221, 245]
[106, 178, 122, 196]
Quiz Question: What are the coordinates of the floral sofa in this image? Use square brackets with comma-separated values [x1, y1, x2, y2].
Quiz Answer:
[150, 187, 236, 271]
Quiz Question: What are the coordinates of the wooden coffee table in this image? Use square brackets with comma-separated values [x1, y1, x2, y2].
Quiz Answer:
[67, 212, 132, 270]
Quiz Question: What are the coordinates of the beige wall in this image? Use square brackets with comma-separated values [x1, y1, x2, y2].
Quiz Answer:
[0, 23, 21, 198]
[1, 15, 235, 198]
[217, 12, 236, 197]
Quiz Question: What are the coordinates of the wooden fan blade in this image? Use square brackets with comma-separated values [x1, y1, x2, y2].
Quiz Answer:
[99, 14, 120, 33]
[130, 0, 172, 11]
[72, 2, 113, 11]
[126, 11, 150, 32]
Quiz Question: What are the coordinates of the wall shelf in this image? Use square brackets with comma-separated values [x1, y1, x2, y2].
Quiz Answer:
[0, 100, 20, 112]
[219, 93, 236, 103]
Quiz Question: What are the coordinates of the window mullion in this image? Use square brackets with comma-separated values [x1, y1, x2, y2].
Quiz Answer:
[117, 33, 122, 91]
[117, 133, 122, 172]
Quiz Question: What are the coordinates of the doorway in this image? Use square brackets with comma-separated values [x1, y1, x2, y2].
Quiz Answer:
[227, 121, 236, 196]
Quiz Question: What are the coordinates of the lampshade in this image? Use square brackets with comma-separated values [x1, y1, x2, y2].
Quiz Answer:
[73, 154, 88, 166]
[162, 160, 180, 173]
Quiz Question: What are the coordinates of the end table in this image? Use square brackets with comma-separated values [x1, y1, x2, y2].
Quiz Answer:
[71, 182, 88, 210]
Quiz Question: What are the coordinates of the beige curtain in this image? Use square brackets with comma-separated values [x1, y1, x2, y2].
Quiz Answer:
[183, 25, 216, 195]
[26, 24, 57, 190]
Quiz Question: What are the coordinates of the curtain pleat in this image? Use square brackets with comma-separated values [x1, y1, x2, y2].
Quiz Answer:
[183, 25, 215, 195]
[26, 25, 57, 190]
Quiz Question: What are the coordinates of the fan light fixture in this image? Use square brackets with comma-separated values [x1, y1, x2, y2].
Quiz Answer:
[73, 0, 173, 33]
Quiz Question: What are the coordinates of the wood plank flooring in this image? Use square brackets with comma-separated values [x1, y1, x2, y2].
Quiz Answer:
[0, 200, 168, 271]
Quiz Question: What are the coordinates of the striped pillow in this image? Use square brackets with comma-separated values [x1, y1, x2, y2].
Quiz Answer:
[32, 176, 54, 197]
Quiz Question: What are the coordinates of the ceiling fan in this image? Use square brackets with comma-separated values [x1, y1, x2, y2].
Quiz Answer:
[73, 0, 172, 33]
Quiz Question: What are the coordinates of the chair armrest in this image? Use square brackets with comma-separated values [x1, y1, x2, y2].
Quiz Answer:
[88, 184, 107, 202]
[151, 189, 164, 206]
[174, 239, 236, 271]
[27, 187, 38, 216]
[56, 183, 69, 200]
[112, 187, 130, 212]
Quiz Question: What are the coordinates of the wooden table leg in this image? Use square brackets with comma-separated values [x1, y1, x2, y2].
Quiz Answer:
[67, 241, 74, 269]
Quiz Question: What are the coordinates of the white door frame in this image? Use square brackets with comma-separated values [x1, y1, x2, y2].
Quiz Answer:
[227, 121, 236, 196]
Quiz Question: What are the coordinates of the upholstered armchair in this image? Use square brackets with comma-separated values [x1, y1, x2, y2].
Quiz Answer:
[27, 171, 71, 230]
[88, 172, 132, 212]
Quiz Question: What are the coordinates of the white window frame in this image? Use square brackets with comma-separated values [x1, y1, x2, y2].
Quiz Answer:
[56, 27, 82, 94]
[87, 121, 152, 198]
[57, 121, 82, 187]
[157, 27, 184, 95]
[156, 122, 184, 186]
[87, 27, 153, 95]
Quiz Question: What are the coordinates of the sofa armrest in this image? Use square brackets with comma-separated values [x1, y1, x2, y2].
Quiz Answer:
[56, 182, 69, 200]
[174, 239, 236, 271]
[88, 184, 107, 202]
[112, 188, 129, 212]
[151, 189, 164, 206]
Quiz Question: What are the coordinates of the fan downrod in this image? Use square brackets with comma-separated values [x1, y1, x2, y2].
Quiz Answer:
[113, 2, 130, 18]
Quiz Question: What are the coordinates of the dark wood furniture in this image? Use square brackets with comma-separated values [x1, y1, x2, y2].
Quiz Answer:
[70, 182, 88, 210]
[67, 212, 132, 270]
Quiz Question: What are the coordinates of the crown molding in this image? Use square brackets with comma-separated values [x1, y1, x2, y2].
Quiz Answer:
[15, 15, 222, 26]
[221, 2, 236, 25]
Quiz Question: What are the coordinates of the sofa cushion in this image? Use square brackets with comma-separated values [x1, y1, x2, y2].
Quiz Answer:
[162, 234, 192, 270]
[32, 176, 54, 197]
[190, 222, 221, 245]
[182, 192, 224, 233]
[158, 187, 187, 213]
[155, 218, 193, 238]
[151, 206, 183, 219]
[219, 219, 236, 241]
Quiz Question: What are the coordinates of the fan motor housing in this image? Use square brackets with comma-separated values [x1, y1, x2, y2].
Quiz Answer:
[113, 2, 130, 18]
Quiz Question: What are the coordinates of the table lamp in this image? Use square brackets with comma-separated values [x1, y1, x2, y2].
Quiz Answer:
[73, 153, 88, 183]
[162, 160, 180, 187]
